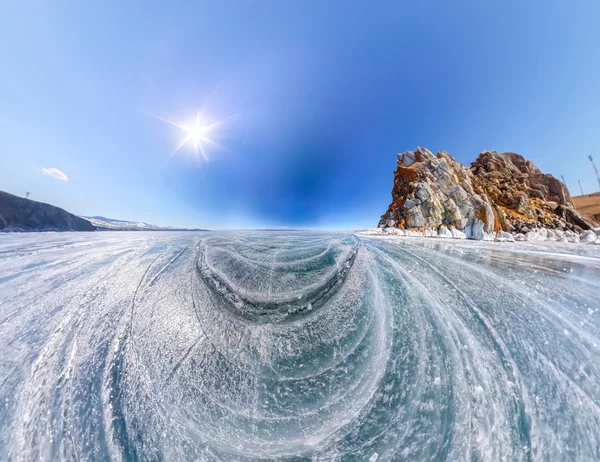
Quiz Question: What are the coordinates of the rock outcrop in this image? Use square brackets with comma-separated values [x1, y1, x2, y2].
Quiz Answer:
[0, 190, 97, 232]
[470, 151, 595, 233]
[378, 148, 595, 239]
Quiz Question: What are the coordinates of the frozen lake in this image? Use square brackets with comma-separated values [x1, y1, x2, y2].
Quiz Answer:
[0, 231, 599, 460]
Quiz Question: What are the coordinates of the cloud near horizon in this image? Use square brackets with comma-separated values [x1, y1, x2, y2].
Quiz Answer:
[42, 167, 68, 181]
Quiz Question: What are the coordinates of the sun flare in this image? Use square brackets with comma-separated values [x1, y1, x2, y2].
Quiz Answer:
[145, 107, 238, 164]
[189, 125, 205, 144]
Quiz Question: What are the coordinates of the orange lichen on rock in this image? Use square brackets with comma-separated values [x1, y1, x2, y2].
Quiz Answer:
[395, 166, 421, 184]
[492, 205, 505, 233]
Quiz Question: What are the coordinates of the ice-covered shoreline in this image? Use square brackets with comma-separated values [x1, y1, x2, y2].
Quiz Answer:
[358, 226, 600, 244]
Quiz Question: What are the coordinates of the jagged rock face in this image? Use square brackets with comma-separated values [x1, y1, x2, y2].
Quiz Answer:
[378, 147, 496, 239]
[471, 151, 595, 232]
[379, 148, 595, 239]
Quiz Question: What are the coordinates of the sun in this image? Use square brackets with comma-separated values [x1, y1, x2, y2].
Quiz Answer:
[189, 125, 205, 144]
[144, 107, 238, 164]
[181, 119, 211, 160]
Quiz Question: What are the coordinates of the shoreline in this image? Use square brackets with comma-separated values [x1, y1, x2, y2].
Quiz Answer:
[358, 226, 600, 245]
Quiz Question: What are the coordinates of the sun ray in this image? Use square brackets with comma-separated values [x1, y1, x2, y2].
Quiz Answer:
[198, 135, 224, 151]
[198, 142, 209, 162]
[203, 113, 240, 132]
[197, 88, 218, 122]
[195, 107, 203, 130]
[141, 111, 191, 133]
[166, 135, 192, 165]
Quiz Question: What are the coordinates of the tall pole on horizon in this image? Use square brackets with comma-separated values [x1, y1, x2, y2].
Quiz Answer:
[578, 180, 584, 196]
[589, 155, 600, 192]
[561, 175, 567, 191]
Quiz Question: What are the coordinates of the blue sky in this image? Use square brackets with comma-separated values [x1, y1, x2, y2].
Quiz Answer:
[1, 1, 599, 229]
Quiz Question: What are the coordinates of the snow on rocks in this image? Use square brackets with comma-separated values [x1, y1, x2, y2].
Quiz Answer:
[580, 230, 597, 243]
[361, 228, 385, 236]
[565, 230, 580, 243]
[525, 228, 548, 242]
[359, 226, 599, 245]
[496, 231, 515, 242]
[437, 225, 453, 238]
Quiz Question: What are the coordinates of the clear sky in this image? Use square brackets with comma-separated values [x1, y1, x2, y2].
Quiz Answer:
[1, 1, 599, 229]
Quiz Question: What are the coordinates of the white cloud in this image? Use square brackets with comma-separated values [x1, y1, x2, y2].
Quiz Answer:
[42, 167, 68, 181]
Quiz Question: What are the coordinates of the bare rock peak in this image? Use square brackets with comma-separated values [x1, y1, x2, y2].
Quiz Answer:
[379, 148, 595, 239]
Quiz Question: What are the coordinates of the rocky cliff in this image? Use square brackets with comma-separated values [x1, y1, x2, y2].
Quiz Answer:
[378, 148, 595, 240]
[0, 190, 97, 232]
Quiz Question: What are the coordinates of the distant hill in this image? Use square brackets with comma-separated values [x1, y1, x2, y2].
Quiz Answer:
[81, 216, 205, 232]
[0, 190, 205, 233]
[572, 192, 600, 225]
[0, 190, 97, 232]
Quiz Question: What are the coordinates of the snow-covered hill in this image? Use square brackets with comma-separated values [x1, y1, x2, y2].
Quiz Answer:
[81, 216, 203, 231]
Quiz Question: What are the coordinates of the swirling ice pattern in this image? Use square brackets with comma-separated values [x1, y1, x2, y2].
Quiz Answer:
[0, 231, 599, 461]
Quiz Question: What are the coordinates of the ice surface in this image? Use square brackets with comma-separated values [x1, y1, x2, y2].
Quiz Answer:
[0, 231, 599, 460]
